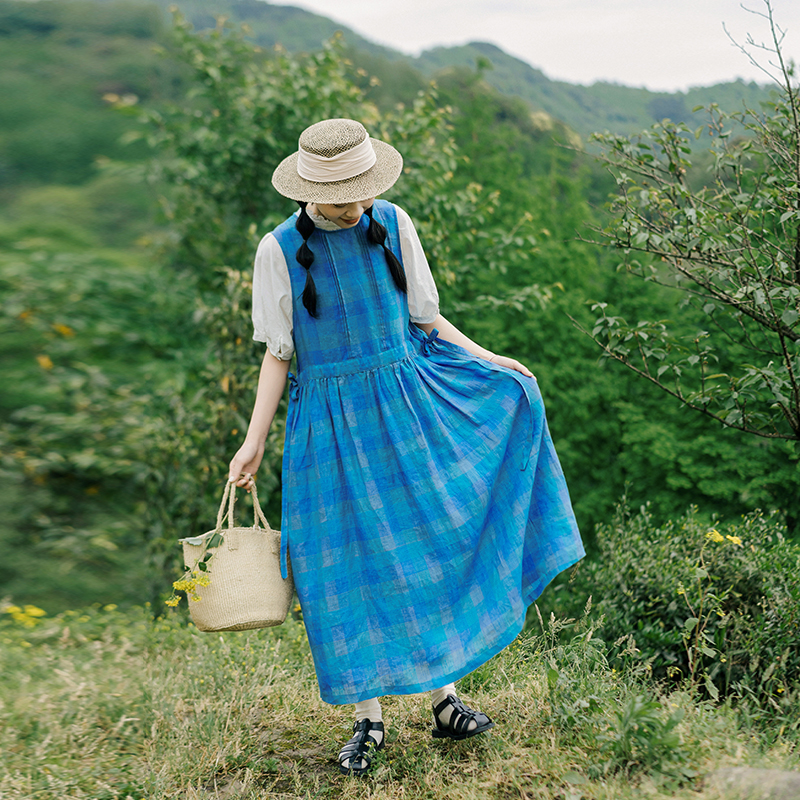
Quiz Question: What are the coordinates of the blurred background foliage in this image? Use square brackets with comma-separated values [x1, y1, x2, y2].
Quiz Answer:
[0, 0, 797, 617]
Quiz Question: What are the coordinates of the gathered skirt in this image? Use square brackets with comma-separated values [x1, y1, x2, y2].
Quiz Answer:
[279, 324, 584, 704]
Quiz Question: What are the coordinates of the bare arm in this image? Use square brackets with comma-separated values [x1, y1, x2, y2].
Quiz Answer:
[228, 350, 291, 488]
[415, 314, 534, 378]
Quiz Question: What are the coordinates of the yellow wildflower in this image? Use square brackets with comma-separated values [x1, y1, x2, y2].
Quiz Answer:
[23, 605, 46, 617]
[36, 354, 54, 370]
[165, 597, 180, 607]
[706, 529, 724, 543]
[726, 535, 742, 546]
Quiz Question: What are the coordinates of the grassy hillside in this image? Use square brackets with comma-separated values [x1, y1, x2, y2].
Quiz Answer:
[0, 0, 189, 187]
[1, 602, 798, 799]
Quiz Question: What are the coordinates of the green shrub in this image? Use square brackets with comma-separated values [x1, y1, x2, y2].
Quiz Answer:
[0, 230, 200, 609]
[582, 502, 800, 710]
[595, 694, 687, 780]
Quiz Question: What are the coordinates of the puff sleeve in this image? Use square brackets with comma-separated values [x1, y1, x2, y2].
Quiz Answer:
[394, 205, 440, 324]
[251, 233, 295, 361]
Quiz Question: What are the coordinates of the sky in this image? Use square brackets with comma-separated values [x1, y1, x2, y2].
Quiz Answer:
[279, 0, 800, 92]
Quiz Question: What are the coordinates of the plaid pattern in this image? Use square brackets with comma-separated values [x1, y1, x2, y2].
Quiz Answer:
[271, 201, 584, 704]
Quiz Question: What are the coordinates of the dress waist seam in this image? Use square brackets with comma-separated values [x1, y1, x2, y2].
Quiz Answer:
[295, 348, 417, 384]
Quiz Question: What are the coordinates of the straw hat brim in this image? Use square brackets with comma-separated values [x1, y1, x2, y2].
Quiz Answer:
[271, 138, 403, 204]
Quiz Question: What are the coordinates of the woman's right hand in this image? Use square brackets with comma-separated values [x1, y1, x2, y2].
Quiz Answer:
[228, 439, 265, 492]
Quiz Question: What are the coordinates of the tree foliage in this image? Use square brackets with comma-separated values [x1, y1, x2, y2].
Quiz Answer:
[588, 5, 800, 443]
[585, 2, 800, 532]
[134, 15, 365, 280]
[4, 2, 800, 608]
[0, 228, 198, 606]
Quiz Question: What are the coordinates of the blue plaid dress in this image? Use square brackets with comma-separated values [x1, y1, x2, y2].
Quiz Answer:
[271, 200, 584, 705]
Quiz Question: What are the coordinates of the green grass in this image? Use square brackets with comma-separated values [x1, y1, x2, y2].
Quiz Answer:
[1, 602, 798, 799]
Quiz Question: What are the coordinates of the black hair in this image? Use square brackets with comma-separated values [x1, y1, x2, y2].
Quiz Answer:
[294, 202, 407, 317]
[364, 205, 407, 295]
[295, 202, 318, 317]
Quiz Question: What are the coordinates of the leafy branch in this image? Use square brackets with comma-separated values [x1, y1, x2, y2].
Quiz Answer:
[579, 0, 800, 442]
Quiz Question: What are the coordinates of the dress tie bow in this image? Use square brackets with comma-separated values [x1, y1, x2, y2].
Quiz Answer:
[421, 328, 440, 357]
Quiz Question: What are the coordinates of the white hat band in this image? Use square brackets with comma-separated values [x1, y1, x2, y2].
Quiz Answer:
[296, 135, 377, 183]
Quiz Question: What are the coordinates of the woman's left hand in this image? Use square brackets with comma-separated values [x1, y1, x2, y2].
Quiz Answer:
[488, 354, 535, 379]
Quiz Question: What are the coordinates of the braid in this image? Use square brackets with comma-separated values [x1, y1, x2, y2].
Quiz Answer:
[364, 205, 407, 294]
[295, 201, 318, 317]
[294, 203, 406, 317]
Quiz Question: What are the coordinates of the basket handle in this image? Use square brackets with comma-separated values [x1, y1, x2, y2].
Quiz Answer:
[249, 484, 271, 530]
[215, 480, 272, 532]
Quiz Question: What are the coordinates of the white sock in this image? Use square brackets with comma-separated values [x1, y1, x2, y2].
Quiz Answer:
[431, 683, 477, 731]
[341, 697, 383, 769]
[354, 696, 383, 725]
[431, 683, 457, 709]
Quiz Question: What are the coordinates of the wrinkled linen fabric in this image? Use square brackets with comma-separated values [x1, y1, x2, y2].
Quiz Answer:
[266, 199, 584, 704]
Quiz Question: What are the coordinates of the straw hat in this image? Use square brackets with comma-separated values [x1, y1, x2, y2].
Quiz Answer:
[271, 118, 403, 204]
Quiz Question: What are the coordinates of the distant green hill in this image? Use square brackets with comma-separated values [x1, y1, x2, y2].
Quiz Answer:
[413, 41, 774, 139]
[75, 0, 776, 138]
[0, 0, 778, 191]
[88, 0, 403, 57]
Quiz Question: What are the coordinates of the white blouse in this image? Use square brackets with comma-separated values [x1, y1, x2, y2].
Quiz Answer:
[252, 204, 440, 361]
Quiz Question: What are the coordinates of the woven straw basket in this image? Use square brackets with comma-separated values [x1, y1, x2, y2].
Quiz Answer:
[180, 481, 294, 632]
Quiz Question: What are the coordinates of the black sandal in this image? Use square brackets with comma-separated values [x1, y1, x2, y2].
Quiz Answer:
[338, 719, 384, 776]
[431, 694, 494, 740]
